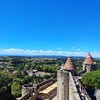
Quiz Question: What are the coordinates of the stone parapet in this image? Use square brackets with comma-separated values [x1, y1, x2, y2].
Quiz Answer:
[69, 73, 80, 100]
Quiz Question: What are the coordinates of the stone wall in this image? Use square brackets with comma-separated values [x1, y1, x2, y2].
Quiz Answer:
[22, 84, 34, 97]
[38, 81, 55, 91]
[17, 70, 92, 100]
[16, 92, 36, 100]
[17, 78, 57, 100]
[57, 70, 69, 100]
[57, 70, 81, 100]
[69, 73, 80, 100]
[83, 64, 97, 73]
[95, 90, 100, 100]
[37, 78, 56, 89]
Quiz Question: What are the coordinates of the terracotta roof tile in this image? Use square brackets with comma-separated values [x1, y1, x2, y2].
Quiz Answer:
[83, 53, 96, 64]
[64, 57, 76, 70]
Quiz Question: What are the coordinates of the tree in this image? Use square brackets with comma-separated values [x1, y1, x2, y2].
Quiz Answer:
[11, 78, 23, 97]
[0, 72, 14, 100]
[11, 82, 22, 97]
[81, 70, 100, 89]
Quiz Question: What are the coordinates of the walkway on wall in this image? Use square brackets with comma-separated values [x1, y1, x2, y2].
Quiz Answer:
[73, 76, 92, 100]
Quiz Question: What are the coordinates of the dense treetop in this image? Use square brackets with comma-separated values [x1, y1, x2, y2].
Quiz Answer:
[81, 70, 100, 89]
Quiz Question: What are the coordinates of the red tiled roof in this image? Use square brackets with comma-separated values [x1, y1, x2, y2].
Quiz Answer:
[64, 57, 76, 70]
[83, 53, 96, 64]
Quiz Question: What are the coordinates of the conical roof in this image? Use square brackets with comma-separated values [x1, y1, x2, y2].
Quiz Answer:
[64, 57, 76, 70]
[83, 53, 96, 64]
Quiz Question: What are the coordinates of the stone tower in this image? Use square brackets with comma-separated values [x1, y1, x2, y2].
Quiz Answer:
[57, 57, 77, 100]
[83, 52, 97, 72]
[63, 57, 76, 75]
[57, 70, 69, 100]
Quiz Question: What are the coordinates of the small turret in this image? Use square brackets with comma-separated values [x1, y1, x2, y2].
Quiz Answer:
[83, 52, 97, 72]
[83, 52, 96, 65]
[63, 57, 76, 75]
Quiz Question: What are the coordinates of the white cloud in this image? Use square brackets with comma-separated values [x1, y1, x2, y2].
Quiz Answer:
[0, 48, 100, 57]
[77, 49, 80, 51]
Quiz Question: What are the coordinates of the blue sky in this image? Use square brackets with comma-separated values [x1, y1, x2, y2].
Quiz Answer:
[0, 0, 100, 56]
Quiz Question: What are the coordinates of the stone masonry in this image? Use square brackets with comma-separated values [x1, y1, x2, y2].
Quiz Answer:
[57, 70, 69, 100]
